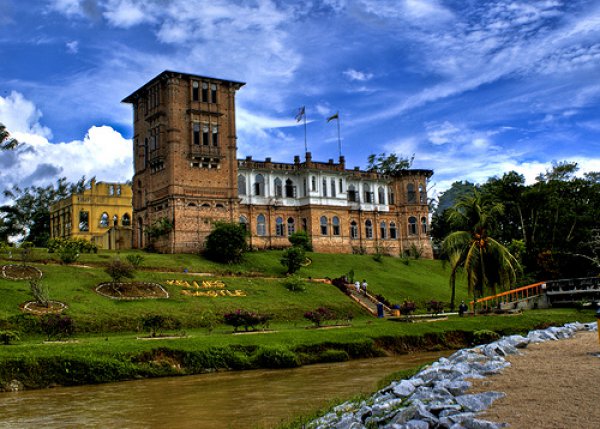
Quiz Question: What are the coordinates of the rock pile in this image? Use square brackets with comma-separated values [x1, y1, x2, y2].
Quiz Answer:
[308, 321, 598, 429]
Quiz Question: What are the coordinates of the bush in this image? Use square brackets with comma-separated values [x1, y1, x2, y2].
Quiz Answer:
[105, 258, 135, 283]
[40, 314, 74, 341]
[140, 314, 182, 337]
[280, 246, 306, 275]
[253, 346, 300, 368]
[0, 330, 20, 345]
[18, 241, 34, 264]
[282, 275, 306, 292]
[304, 307, 337, 327]
[318, 349, 349, 363]
[126, 254, 145, 268]
[223, 309, 271, 332]
[30, 279, 49, 308]
[57, 245, 80, 264]
[288, 231, 312, 251]
[472, 330, 500, 345]
[204, 222, 248, 263]
[48, 237, 98, 255]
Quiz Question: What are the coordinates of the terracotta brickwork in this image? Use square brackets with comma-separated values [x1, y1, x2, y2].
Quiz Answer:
[123, 71, 433, 258]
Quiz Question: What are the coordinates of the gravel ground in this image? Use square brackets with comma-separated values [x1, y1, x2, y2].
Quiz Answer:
[469, 331, 600, 428]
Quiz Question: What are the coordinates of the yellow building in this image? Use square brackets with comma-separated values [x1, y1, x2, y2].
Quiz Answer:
[49, 180, 133, 250]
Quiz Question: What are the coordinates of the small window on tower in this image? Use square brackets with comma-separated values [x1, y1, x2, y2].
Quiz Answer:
[193, 123, 200, 145]
[210, 84, 217, 103]
[202, 125, 209, 146]
[212, 126, 218, 146]
[201, 82, 208, 102]
[192, 81, 199, 101]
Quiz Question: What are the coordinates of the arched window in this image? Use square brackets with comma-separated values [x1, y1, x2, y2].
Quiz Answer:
[378, 186, 385, 204]
[390, 222, 397, 239]
[364, 184, 372, 203]
[365, 219, 373, 239]
[274, 178, 283, 197]
[238, 175, 246, 195]
[254, 174, 265, 196]
[122, 213, 131, 226]
[320, 216, 328, 235]
[348, 184, 358, 202]
[350, 220, 358, 239]
[100, 212, 109, 228]
[380, 221, 387, 239]
[421, 217, 428, 234]
[275, 217, 284, 236]
[419, 184, 426, 203]
[407, 184, 416, 203]
[215, 203, 224, 209]
[257, 214, 266, 236]
[332, 216, 340, 236]
[285, 179, 296, 198]
[287, 217, 295, 236]
[408, 216, 417, 235]
[239, 216, 248, 230]
[113, 214, 118, 227]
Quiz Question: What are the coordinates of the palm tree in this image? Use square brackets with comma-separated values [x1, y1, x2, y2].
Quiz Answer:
[1, 123, 19, 150]
[443, 191, 520, 311]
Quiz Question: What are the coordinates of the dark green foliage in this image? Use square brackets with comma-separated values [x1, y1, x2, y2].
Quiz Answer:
[252, 345, 300, 368]
[223, 309, 271, 332]
[283, 275, 306, 292]
[140, 314, 180, 337]
[304, 307, 337, 327]
[105, 258, 135, 283]
[318, 349, 349, 363]
[281, 246, 306, 274]
[367, 152, 413, 175]
[204, 222, 248, 263]
[471, 330, 500, 345]
[146, 217, 173, 240]
[39, 314, 74, 341]
[288, 231, 312, 251]
[30, 279, 49, 307]
[0, 330, 20, 345]
[0, 123, 19, 151]
[125, 254, 145, 268]
[18, 241, 33, 264]
[48, 237, 98, 254]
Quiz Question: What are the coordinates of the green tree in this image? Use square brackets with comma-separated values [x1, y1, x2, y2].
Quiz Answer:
[280, 246, 306, 274]
[0, 123, 19, 151]
[105, 258, 135, 283]
[204, 222, 248, 263]
[288, 230, 312, 251]
[442, 192, 520, 310]
[366, 152, 413, 175]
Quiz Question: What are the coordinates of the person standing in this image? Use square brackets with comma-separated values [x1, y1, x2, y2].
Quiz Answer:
[361, 279, 368, 296]
[354, 280, 361, 293]
[458, 301, 468, 317]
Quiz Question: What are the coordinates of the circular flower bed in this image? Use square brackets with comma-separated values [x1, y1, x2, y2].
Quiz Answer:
[21, 301, 67, 315]
[96, 282, 169, 300]
[1, 264, 43, 281]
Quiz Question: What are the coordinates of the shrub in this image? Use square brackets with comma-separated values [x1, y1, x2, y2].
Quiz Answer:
[30, 279, 49, 308]
[304, 307, 337, 327]
[199, 310, 219, 334]
[204, 222, 248, 263]
[48, 237, 98, 255]
[40, 314, 74, 341]
[319, 349, 349, 363]
[105, 258, 135, 283]
[253, 346, 300, 368]
[280, 246, 306, 275]
[126, 254, 145, 268]
[282, 275, 306, 292]
[140, 314, 179, 337]
[57, 245, 80, 264]
[18, 241, 34, 264]
[288, 231, 312, 251]
[0, 330, 20, 345]
[223, 309, 271, 332]
[472, 330, 500, 345]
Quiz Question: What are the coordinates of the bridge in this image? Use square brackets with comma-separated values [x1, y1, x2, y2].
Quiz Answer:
[471, 277, 600, 311]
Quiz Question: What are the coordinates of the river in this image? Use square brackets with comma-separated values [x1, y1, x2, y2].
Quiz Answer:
[0, 352, 448, 429]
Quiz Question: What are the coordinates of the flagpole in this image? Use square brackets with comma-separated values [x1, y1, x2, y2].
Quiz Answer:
[336, 114, 341, 158]
[304, 110, 308, 154]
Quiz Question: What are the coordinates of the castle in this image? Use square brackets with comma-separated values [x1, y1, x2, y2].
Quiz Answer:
[122, 71, 433, 258]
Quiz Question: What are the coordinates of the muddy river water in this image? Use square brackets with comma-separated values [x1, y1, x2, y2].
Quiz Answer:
[0, 352, 448, 429]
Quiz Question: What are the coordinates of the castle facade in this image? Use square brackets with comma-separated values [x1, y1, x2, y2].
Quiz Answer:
[123, 71, 433, 258]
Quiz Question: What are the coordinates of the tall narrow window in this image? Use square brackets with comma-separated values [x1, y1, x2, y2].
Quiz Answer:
[79, 211, 89, 232]
[100, 212, 109, 227]
[421, 217, 428, 234]
[276, 217, 284, 236]
[320, 216, 328, 235]
[201, 82, 208, 102]
[364, 184, 372, 203]
[274, 178, 283, 197]
[303, 178, 307, 196]
[389, 191, 395, 205]
[322, 179, 328, 197]
[113, 215, 118, 227]
[202, 125, 209, 146]
[407, 184, 416, 203]
[285, 179, 296, 198]
[339, 178, 343, 193]
[332, 216, 340, 236]
[348, 185, 357, 202]
[390, 222, 397, 239]
[378, 186, 385, 204]
[210, 84, 217, 103]
[287, 217, 295, 236]
[365, 220, 373, 238]
[408, 216, 417, 235]
[193, 123, 200, 145]
[331, 179, 336, 197]
[380, 221, 387, 239]
[311, 176, 316, 191]
[238, 175, 247, 195]
[239, 216, 248, 230]
[350, 221, 358, 239]
[419, 184, 426, 203]
[257, 214, 266, 236]
[212, 126, 218, 146]
[192, 81, 199, 101]
[302, 218, 307, 231]
[254, 174, 265, 196]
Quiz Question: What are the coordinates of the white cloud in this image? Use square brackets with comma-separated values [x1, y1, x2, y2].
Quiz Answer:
[343, 69, 373, 82]
[0, 91, 52, 139]
[66, 40, 79, 54]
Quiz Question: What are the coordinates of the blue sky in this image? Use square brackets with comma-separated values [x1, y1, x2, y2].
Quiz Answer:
[1, 0, 599, 203]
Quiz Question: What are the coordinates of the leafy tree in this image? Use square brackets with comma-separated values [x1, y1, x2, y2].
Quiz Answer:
[1, 176, 89, 246]
[0, 123, 19, 151]
[141, 314, 167, 337]
[105, 258, 135, 283]
[442, 192, 520, 310]
[280, 245, 306, 274]
[366, 152, 413, 175]
[204, 222, 248, 263]
[288, 230, 312, 251]
[282, 275, 306, 292]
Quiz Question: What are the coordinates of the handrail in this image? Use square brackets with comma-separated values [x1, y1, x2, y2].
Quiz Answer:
[469, 281, 546, 310]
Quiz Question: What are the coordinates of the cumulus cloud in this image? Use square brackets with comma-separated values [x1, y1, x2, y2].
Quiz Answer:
[343, 69, 373, 82]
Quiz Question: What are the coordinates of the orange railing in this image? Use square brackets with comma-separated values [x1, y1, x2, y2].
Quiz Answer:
[470, 281, 546, 311]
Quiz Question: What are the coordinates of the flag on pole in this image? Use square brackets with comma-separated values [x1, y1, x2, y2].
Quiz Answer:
[327, 112, 339, 122]
[295, 106, 305, 122]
